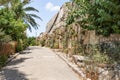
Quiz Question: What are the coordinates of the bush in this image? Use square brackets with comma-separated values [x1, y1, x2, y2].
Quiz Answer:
[63, 48, 68, 54]
[0, 55, 8, 68]
[92, 51, 109, 64]
[28, 37, 37, 46]
[53, 43, 59, 49]
[40, 39, 45, 47]
[16, 40, 23, 52]
[99, 41, 120, 63]
[16, 38, 30, 52]
[23, 38, 29, 49]
[16, 43, 23, 52]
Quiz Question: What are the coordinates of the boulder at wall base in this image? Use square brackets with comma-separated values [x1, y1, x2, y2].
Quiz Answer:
[8, 41, 17, 54]
[0, 41, 17, 56]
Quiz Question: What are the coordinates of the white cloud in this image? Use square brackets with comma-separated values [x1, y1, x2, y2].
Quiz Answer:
[45, 2, 60, 11]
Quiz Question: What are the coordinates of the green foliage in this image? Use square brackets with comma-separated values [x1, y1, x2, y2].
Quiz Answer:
[49, 38, 55, 48]
[82, 44, 120, 64]
[10, 0, 42, 31]
[23, 38, 29, 48]
[67, 0, 120, 36]
[0, 0, 12, 6]
[27, 37, 37, 46]
[0, 29, 11, 42]
[0, 0, 41, 38]
[0, 0, 41, 53]
[16, 39, 24, 52]
[40, 38, 46, 47]
[63, 48, 68, 54]
[16, 37, 29, 52]
[99, 41, 120, 63]
[53, 43, 59, 49]
[0, 55, 8, 68]
[92, 50, 109, 64]
[0, 6, 27, 41]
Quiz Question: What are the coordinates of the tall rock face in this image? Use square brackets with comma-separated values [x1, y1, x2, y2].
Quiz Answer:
[46, 2, 71, 34]
[45, 2, 98, 45]
[45, 2, 99, 45]
[45, 2, 120, 46]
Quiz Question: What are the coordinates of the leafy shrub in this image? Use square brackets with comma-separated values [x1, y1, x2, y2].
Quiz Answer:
[53, 43, 59, 49]
[92, 51, 109, 64]
[16, 43, 23, 52]
[23, 38, 29, 49]
[67, 0, 120, 36]
[0, 55, 8, 68]
[63, 48, 68, 54]
[28, 37, 37, 46]
[16, 39, 23, 52]
[84, 44, 119, 64]
[99, 41, 120, 63]
[50, 38, 55, 48]
[40, 39, 46, 47]
[0, 29, 11, 43]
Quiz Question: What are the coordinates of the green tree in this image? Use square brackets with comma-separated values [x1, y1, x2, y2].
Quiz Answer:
[0, 0, 11, 6]
[0, 0, 41, 52]
[28, 37, 36, 46]
[67, 0, 120, 36]
[0, 8, 27, 41]
[0, 0, 42, 40]
[0, 29, 11, 42]
[10, 0, 42, 31]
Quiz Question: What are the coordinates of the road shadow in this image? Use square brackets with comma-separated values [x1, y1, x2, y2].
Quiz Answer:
[19, 50, 32, 54]
[19, 48, 32, 54]
[19, 46, 42, 54]
[0, 68, 28, 80]
[0, 57, 32, 80]
[7, 57, 31, 66]
[0, 46, 42, 80]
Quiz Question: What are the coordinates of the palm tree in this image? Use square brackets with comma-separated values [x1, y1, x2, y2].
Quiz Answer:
[0, 0, 9, 5]
[10, 0, 42, 31]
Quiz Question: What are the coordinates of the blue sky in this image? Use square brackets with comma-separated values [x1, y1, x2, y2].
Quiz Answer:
[26, 0, 69, 37]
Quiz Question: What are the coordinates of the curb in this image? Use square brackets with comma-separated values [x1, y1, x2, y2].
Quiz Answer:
[53, 50, 86, 79]
[6, 53, 19, 64]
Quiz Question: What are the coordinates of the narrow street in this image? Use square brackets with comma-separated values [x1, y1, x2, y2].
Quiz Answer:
[0, 46, 80, 80]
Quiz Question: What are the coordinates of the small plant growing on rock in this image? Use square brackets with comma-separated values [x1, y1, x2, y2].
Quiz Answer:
[92, 51, 109, 64]
[0, 55, 8, 68]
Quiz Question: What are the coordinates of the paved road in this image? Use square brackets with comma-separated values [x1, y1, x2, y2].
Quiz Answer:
[0, 46, 80, 80]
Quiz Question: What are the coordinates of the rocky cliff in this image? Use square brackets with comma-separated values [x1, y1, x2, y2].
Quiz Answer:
[46, 2, 71, 33]
[45, 2, 120, 44]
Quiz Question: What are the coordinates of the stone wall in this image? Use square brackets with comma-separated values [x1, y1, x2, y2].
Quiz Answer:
[0, 41, 17, 56]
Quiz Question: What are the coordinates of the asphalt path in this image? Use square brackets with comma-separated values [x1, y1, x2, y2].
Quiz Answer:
[0, 46, 80, 80]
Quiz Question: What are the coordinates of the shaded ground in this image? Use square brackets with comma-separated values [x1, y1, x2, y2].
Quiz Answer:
[0, 46, 80, 80]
